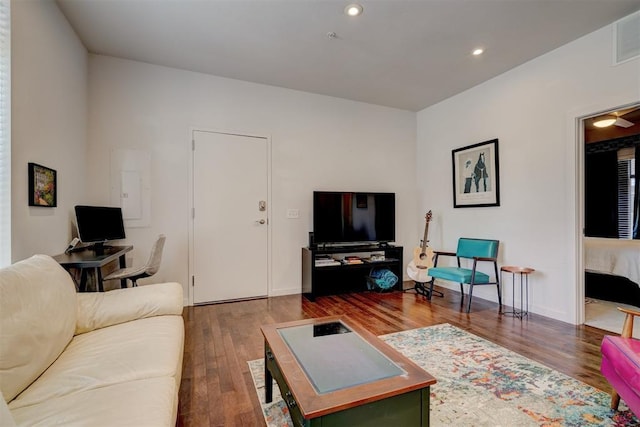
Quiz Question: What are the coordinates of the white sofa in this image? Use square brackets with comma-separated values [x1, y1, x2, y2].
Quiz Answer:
[0, 254, 184, 426]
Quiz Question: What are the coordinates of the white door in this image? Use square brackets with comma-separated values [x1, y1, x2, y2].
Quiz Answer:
[192, 130, 269, 303]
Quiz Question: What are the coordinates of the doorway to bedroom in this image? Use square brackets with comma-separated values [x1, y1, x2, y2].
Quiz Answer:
[582, 103, 640, 336]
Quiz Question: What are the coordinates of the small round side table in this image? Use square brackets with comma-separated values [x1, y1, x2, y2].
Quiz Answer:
[501, 266, 535, 319]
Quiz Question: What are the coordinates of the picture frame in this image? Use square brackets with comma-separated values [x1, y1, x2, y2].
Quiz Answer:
[28, 162, 57, 207]
[452, 139, 500, 208]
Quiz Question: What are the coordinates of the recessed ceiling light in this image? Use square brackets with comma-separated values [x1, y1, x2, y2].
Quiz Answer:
[472, 48, 484, 56]
[345, 4, 363, 17]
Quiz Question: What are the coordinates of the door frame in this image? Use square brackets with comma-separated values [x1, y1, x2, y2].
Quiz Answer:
[187, 127, 272, 306]
[569, 96, 639, 325]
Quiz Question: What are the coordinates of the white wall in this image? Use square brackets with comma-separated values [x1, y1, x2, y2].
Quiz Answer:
[11, 0, 88, 262]
[17, 2, 635, 320]
[417, 19, 640, 323]
[87, 55, 417, 301]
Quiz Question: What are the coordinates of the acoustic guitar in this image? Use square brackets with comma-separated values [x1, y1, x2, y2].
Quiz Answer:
[407, 211, 434, 282]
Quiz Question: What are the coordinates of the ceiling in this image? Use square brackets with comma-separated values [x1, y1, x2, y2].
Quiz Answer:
[55, 0, 640, 112]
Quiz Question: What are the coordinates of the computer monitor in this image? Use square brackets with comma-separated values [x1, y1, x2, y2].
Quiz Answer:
[74, 205, 126, 251]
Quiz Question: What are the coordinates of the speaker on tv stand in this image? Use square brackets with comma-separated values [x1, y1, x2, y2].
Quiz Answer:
[308, 232, 316, 249]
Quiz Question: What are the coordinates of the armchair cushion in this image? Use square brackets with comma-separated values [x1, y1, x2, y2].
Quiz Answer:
[427, 267, 490, 284]
[75, 282, 183, 334]
[602, 336, 640, 383]
[601, 335, 640, 412]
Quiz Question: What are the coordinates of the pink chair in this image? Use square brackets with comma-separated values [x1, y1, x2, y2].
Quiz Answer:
[601, 307, 640, 416]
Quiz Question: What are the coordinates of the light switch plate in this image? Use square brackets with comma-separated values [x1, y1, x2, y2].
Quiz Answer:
[286, 209, 300, 219]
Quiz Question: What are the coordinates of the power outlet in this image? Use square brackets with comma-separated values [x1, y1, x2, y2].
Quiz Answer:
[286, 209, 300, 219]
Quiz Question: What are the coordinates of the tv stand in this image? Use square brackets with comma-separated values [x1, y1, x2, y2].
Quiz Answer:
[302, 245, 403, 301]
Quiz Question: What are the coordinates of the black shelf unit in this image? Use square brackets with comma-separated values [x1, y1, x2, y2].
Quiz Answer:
[302, 245, 403, 301]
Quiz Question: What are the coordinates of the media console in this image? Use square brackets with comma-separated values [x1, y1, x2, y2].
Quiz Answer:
[302, 245, 403, 301]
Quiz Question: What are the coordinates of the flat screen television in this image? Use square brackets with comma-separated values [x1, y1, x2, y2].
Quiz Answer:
[313, 191, 395, 246]
[74, 205, 126, 250]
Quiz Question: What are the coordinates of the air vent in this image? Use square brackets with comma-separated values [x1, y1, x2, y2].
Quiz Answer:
[614, 11, 640, 64]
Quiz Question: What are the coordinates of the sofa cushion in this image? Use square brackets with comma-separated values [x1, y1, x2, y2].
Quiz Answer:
[8, 315, 184, 410]
[9, 376, 178, 427]
[0, 255, 77, 402]
[0, 392, 16, 427]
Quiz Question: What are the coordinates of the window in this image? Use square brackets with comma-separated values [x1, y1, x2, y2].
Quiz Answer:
[0, 0, 9, 267]
[618, 147, 636, 239]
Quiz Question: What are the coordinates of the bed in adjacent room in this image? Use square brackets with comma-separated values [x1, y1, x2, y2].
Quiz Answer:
[585, 237, 640, 307]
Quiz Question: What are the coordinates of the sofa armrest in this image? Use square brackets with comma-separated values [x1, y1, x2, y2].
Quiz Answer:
[75, 282, 183, 335]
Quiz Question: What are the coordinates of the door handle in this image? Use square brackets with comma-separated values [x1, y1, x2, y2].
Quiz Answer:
[256, 219, 266, 225]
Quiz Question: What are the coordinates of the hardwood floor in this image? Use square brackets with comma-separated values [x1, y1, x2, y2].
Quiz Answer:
[177, 284, 610, 427]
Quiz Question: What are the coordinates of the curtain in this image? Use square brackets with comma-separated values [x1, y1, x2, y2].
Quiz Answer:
[585, 150, 619, 238]
[0, 0, 10, 267]
[634, 145, 640, 239]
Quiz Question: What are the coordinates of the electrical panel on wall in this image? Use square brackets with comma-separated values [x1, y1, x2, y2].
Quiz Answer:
[110, 149, 151, 228]
[120, 170, 142, 220]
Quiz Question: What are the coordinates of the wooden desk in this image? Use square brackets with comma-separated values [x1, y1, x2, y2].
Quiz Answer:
[53, 245, 133, 292]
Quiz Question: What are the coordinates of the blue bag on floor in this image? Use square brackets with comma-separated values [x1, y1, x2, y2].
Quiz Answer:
[368, 268, 398, 291]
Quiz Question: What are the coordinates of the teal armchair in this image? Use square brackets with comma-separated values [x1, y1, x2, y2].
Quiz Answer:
[427, 238, 501, 313]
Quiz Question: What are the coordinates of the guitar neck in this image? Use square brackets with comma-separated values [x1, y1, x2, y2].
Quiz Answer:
[421, 223, 429, 251]
[420, 211, 432, 252]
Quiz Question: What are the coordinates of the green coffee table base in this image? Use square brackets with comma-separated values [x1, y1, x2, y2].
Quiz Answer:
[265, 343, 431, 427]
[261, 317, 436, 427]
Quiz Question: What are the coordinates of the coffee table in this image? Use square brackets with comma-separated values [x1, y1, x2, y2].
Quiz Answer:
[260, 316, 436, 427]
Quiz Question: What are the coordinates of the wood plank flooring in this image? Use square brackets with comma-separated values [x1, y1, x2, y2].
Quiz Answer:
[177, 284, 611, 427]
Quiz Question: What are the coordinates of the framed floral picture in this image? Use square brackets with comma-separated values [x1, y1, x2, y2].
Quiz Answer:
[28, 163, 57, 207]
[452, 139, 500, 208]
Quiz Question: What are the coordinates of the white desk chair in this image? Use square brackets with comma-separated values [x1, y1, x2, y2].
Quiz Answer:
[104, 234, 166, 287]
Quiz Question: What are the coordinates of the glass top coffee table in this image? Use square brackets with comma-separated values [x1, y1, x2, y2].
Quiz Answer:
[260, 316, 436, 427]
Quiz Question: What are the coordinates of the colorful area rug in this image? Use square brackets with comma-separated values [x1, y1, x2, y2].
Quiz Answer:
[248, 323, 638, 426]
